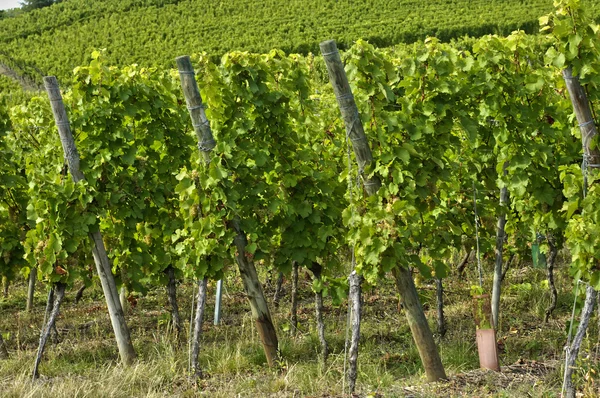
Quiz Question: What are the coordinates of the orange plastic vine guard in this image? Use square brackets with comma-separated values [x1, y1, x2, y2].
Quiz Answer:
[473, 294, 500, 371]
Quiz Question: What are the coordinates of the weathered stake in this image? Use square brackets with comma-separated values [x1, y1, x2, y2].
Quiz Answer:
[393, 267, 447, 381]
[436, 278, 446, 339]
[491, 162, 509, 330]
[43, 287, 59, 343]
[32, 282, 65, 380]
[562, 66, 600, 398]
[191, 278, 208, 377]
[320, 39, 446, 385]
[290, 261, 299, 335]
[347, 271, 362, 393]
[176, 56, 279, 367]
[166, 265, 183, 336]
[309, 262, 329, 364]
[564, 285, 596, 398]
[26, 267, 36, 311]
[43, 76, 136, 365]
[320, 39, 375, 392]
[544, 237, 558, 323]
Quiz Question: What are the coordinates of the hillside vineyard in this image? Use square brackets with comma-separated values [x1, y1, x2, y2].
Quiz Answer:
[2, 0, 600, 396]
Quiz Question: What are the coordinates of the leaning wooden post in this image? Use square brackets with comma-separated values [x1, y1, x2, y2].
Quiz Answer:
[32, 282, 65, 380]
[320, 39, 447, 385]
[43, 76, 136, 365]
[175, 56, 279, 367]
[562, 67, 600, 398]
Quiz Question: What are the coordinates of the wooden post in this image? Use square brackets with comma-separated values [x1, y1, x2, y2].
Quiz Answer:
[43, 76, 136, 365]
[166, 265, 183, 335]
[544, 236, 558, 323]
[562, 66, 600, 398]
[564, 285, 596, 398]
[32, 282, 65, 380]
[290, 261, 299, 335]
[320, 39, 446, 384]
[563, 68, 600, 167]
[26, 267, 36, 311]
[491, 162, 509, 330]
[309, 262, 329, 364]
[436, 278, 446, 339]
[319, 40, 381, 195]
[176, 56, 279, 367]
[191, 278, 208, 377]
[43, 287, 59, 343]
[231, 218, 279, 366]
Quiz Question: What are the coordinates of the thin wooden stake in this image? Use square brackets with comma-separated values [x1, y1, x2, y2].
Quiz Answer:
[491, 162, 509, 331]
[290, 261, 299, 335]
[544, 237, 558, 323]
[166, 265, 183, 336]
[32, 282, 65, 380]
[191, 278, 207, 377]
[26, 267, 36, 311]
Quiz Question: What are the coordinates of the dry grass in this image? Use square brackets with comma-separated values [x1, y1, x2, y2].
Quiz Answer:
[1, 262, 599, 397]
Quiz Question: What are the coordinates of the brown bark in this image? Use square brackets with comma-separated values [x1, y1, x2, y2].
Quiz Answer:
[393, 267, 447, 382]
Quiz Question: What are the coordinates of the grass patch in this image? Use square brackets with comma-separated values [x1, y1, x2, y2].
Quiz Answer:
[1, 262, 598, 396]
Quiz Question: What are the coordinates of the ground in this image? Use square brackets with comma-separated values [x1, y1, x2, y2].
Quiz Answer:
[1, 256, 599, 397]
